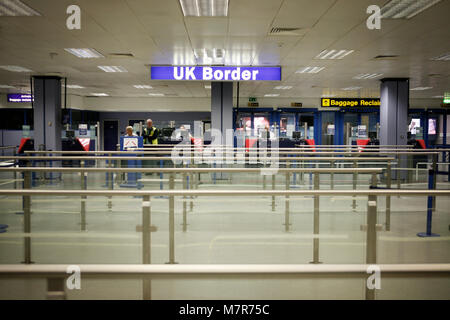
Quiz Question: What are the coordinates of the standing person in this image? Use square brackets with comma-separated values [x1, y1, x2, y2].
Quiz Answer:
[143, 119, 160, 145]
[124, 126, 137, 137]
[142, 119, 160, 173]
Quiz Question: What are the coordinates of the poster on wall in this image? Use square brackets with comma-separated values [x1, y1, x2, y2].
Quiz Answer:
[428, 119, 436, 135]
[358, 125, 367, 138]
[79, 124, 88, 136]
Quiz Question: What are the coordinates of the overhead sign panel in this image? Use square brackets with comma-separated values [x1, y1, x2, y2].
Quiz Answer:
[7, 94, 34, 103]
[151, 66, 281, 81]
[321, 98, 380, 108]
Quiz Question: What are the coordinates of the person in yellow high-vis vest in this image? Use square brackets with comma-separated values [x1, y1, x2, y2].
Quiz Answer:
[142, 119, 160, 174]
[142, 119, 160, 145]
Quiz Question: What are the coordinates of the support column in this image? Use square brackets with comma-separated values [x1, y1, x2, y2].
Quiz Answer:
[33, 76, 62, 151]
[379, 78, 409, 179]
[211, 82, 233, 145]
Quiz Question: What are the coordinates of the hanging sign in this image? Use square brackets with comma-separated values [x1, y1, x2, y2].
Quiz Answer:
[321, 98, 380, 108]
[151, 66, 281, 81]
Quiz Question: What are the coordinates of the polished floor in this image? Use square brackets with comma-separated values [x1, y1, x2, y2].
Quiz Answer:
[0, 171, 449, 299]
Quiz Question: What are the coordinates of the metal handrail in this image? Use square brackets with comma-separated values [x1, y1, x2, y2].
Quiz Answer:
[0, 155, 397, 161]
[0, 264, 448, 278]
[23, 150, 442, 155]
[0, 189, 448, 196]
[0, 167, 384, 174]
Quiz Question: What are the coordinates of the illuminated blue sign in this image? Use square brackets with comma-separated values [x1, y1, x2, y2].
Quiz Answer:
[151, 66, 281, 81]
[8, 94, 34, 103]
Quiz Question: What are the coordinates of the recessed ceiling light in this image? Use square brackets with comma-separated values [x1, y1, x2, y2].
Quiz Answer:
[342, 86, 362, 91]
[315, 50, 354, 60]
[430, 52, 450, 61]
[353, 73, 383, 79]
[148, 93, 164, 96]
[264, 94, 280, 97]
[179, 0, 229, 17]
[0, 84, 15, 88]
[98, 66, 128, 73]
[274, 86, 292, 90]
[65, 85, 84, 89]
[134, 85, 153, 89]
[381, 0, 442, 19]
[296, 66, 325, 74]
[0, 0, 40, 16]
[65, 48, 104, 59]
[410, 86, 433, 91]
[0, 65, 32, 72]
[91, 93, 109, 97]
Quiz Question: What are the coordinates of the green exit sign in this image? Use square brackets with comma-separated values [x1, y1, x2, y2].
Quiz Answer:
[249, 97, 257, 102]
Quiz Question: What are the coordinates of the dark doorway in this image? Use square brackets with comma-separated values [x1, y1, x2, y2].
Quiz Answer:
[103, 120, 118, 151]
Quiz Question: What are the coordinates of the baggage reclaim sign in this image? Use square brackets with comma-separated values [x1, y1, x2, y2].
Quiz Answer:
[321, 98, 380, 108]
[150, 66, 281, 81]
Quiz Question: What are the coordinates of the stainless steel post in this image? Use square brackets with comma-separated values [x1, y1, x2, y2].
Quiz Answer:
[23, 163, 32, 264]
[80, 161, 87, 231]
[167, 173, 177, 264]
[386, 161, 392, 231]
[107, 154, 113, 211]
[182, 172, 188, 232]
[272, 174, 276, 212]
[310, 172, 321, 264]
[365, 194, 378, 300]
[142, 195, 151, 300]
[352, 160, 358, 210]
[284, 164, 291, 232]
[330, 160, 335, 190]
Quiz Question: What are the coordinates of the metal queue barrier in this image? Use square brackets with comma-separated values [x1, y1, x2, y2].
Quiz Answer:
[0, 153, 418, 235]
[1, 150, 443, 234]
[0, 188, 449, 301]
[0, 263, 449, 301]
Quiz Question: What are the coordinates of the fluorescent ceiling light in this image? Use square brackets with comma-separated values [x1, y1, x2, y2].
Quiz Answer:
[65, 48, 104, 59]
[65, 85, 84, 89]
[180, 0, 229, 17]
[381, 0, 442, 19]
[204, 85, 211, 89]
[315, 50, 354, 60]
[432, 95, 444, 98]
[264, 94, 280, 97]
[91, 93, 109, 97]
[342, 86, 362, 91]
[98, 66, 128, 73]
[274, 86, 292, 90]
[296, 66, 325, 74]
[322, 94, 336, 98]
[0, 65, 32, 72]
[430, 52, 450, 61]
[0, 84, 15, 88]
[148, 93, 164, 96]
[0, 0, 40, 16]
[410, 86, 433, 90]
[353, 73, 383, 79]
[134, 85, 153, 89]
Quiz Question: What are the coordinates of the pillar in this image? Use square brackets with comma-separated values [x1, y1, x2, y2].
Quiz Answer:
[380, 78, 409, 179]
[33, 76, 62, 151]
[211, 82, 233, 145]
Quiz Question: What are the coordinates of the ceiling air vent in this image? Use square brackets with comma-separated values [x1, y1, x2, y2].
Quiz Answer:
[268, 27, 302, 36]
[373, 55, 399, 60]
[108, 53, 134, 58]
